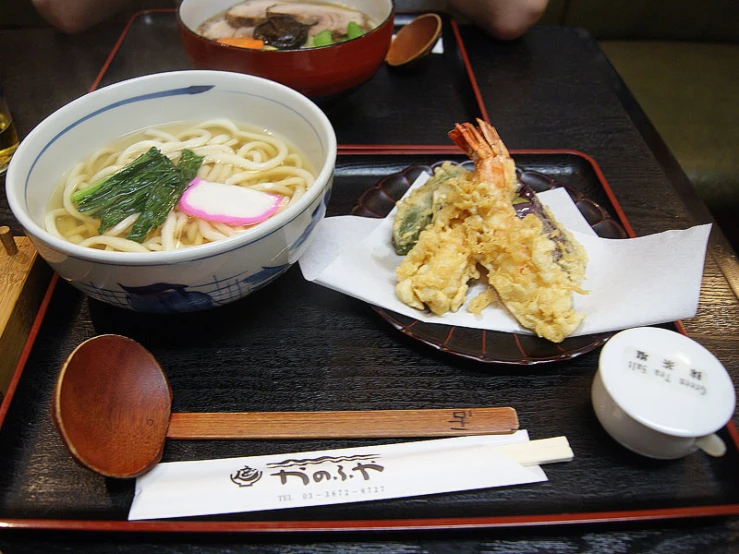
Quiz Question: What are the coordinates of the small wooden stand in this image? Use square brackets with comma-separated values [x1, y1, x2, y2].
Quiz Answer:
[0, 227, 52, 394]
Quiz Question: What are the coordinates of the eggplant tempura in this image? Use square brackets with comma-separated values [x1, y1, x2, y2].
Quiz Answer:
[394, 119, 588, 343]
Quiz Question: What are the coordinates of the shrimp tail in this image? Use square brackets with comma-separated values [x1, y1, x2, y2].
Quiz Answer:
[447, 118, 509, 161]
[448, 118, 516, 191]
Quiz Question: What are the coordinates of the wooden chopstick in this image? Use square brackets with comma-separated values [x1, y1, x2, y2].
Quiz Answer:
[493, 436, 574, 466]
[166, 407, 519, 439]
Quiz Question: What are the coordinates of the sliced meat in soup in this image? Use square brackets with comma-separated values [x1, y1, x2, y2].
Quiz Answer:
[267, 2, 368, 38]
[225, 0, 279, 27]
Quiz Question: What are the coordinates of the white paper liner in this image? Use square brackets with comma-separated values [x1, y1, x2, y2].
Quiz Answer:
[299, 179, 711, 338]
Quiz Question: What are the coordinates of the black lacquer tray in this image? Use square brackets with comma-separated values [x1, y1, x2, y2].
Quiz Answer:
[0, 151, 737, 533]
[1, 8, 737, 535]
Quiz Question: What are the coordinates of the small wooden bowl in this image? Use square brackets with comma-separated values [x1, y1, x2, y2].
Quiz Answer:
[386, 13, 442, 67]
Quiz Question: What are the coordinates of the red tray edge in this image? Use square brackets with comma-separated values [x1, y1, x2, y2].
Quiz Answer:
[0, 503, 738, 533]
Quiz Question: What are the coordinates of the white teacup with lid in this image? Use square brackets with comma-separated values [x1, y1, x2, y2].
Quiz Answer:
[592, 327, 736, 459]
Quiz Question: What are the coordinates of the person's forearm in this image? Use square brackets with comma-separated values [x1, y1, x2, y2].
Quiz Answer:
[448, 0, 549, 40]
[31, 0, 132, 33]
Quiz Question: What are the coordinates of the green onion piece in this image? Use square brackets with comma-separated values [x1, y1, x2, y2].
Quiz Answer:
[313, 30, 333, 47]
[347, 21, 362, 40]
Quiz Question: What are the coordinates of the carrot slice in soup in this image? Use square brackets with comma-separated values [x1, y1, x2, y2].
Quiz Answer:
[217, 37, 266, 49]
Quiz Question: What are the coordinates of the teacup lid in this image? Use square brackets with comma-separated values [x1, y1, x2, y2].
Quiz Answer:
[598, 327, 736, 437]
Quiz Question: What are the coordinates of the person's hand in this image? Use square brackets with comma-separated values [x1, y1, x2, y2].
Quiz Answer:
[448, 0, 549, 40]
[31, 0, 134, 33]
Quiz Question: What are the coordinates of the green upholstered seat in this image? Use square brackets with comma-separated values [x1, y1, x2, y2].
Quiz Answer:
[600, 41, 738, 236]
[541, 0, 739, 247]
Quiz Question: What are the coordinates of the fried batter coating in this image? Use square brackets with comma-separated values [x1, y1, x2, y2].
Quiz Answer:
[395, 120, 588, 343]
[395, 186, 479, 315]
[392, 162, 468, 255]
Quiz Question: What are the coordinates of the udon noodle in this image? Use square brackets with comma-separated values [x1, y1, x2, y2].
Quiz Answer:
[45, 119, 315, 252]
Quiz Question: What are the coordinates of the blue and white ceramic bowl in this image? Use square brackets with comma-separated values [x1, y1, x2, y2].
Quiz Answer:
[6, 70, 336, 313]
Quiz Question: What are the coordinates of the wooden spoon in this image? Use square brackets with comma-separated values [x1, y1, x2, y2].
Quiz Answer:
[52, 335, 519, 479]
[386, 13, 443, 67]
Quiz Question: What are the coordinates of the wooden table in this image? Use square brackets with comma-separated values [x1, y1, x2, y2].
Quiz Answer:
[0, 11, 737, 553]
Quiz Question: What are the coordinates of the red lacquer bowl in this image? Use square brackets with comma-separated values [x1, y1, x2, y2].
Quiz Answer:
[178, 0, 394, 101]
